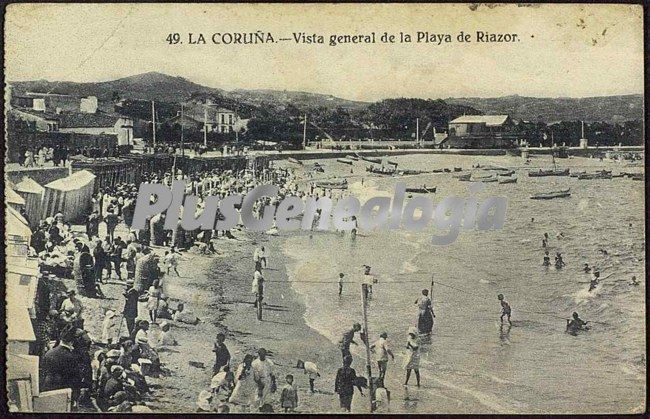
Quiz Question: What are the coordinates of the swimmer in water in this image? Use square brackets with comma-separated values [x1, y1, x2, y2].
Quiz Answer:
[566, 312, 589, 335]
[555, 252, 566, 269]
[583, 263, 591, 273]
[630, 275, 639, 286]
[589, 271, 600, 291]
[497, 294, 512, 325]
[543, 251, 551, 267]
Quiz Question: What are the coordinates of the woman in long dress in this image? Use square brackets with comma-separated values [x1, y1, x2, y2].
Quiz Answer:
[228, 355, 257, 412]
[404, 327, 421, 387]
[415, 289, 435, 335]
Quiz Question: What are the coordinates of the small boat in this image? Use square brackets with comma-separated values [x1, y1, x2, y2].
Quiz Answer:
[405, 186, 437, 193]
[358, 154, 382, 164]
[453, 167, 463, 172]
[288, 157, 302, 165]
[399, 169, 428, 175]
[315, 180, 348, 189]
[443, 168, 451, 173]
[530, 189, 571, 200]
[454, 173, 471, 181]
[471, 176, 497, 183]
[578, 171, 612, 180]
[430, 169, 445, 173]
[345, 155, 359, 161]
[494, 170, 515, 176]
[311, 166, 324, 173]
[569, 170, 586, 177]
[611, 173, 625, 178]
[631, 174, 644, 181]
[337, 158, 354, 165]
[528, 168, 570, 177]
[366, 165, 396, 175]
[498, 177, 517, 184]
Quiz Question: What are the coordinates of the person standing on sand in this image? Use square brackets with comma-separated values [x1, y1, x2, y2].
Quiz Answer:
[334, 355, 359, 413]
[339, 323, 362, 360]
[252, 269, 264, 308]
[404, 327, 421, 387]
[498, 294, 512, 324]
[279, 374, 298, 413]
[122, 282, 139, 337]
[370, 332, 395, 382]
[338, 273, 345, 296]
[415, 289, 435, 335]
[212, 333, 231, 374]
[252, 348, 276, 409]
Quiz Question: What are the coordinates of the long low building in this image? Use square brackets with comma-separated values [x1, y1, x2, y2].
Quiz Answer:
[446, 115, 519, 148]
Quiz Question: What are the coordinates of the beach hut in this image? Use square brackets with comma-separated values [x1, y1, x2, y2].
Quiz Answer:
[6, 187, 26, 211]
[14, 177, 45, 228]
[6, 206, 32, 243]
[42, 170, 96, 222]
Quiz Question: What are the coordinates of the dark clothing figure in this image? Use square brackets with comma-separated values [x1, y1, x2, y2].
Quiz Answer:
[93, 244, 108, 284]
[30, 229, 46, 254]
[86, 213, 100, 239]
[123, 288, 139, 336]
[334, 366, 358, 411]
[105, 213, 119, 242]
[212, 341, 231, 374]
[42, 344, 79, 392]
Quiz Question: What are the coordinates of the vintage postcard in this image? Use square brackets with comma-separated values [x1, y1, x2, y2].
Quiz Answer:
[3, 3, 645, 414]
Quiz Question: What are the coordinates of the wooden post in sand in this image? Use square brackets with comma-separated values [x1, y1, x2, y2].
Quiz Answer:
[361, 284, 375, 412]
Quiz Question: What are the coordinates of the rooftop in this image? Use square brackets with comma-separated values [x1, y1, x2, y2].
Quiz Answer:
[450, 115, 510, 126]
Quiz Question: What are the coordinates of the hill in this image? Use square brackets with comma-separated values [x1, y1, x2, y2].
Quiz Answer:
[445, 94, 643, 123]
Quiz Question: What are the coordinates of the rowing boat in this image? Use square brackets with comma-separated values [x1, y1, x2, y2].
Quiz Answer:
[345, 155, 359, 161]
[498, 177, 517, 184]
[528, 168, 570, 177]
[405, 186, 437, 193]
[288, 157, 302, 165]
[315, 180, 348, 189]
[337, 158, 354, 165]
[366, 165, 396, 175]
[530, 189, 571, 200]
[454, 173, 471, 181]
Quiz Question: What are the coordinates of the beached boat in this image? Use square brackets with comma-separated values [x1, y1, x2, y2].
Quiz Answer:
[530, 189, 571, 200]
[454, 173, 471, 181]
[528, 168, 570, 177]
[345, 155, 359, 161]
[399, 169, 428, 175]
[288, 157, 302, 165]
[470, 176, 497, 182]
[337, 158, 354, 165]
[630, 174, 644, 181]
[498, 176, 517, 184]
[495, 169, 515, 176]
[578, 171, 612, 180]
[453, 167, 463, 172]
[366, 165, 396, 175]
[569, 170, 586, 177]
[358, 154, 382, 164]
[315, 180, 348, 189]
[405, 186, 437, 193]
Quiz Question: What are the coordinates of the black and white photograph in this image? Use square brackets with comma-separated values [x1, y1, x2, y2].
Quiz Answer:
[3, 3, 645, 414]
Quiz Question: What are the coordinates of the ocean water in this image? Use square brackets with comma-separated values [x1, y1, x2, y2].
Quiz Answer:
[278, 154, 645, 413]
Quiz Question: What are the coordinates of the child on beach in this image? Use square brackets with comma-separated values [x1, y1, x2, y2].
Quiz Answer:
[296, 359, 320, 393]
[164, 249, 180, 276]
[498, 294, 512, 324]
[280, 374, 298, 413]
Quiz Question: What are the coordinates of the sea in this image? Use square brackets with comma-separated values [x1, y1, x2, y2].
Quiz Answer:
[278, 153, 645, 414]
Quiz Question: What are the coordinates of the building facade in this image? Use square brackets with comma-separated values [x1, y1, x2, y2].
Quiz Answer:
[446, 115, 518, 148]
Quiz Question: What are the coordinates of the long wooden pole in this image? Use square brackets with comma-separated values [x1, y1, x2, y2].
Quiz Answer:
[204, 106, 208, 147]
[303, 114, 308, 149]
[151, 100, 156, 149]
[361, 284, 375, 413]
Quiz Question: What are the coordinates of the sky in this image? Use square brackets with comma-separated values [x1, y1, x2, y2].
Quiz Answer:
[5, 3, 644, 102]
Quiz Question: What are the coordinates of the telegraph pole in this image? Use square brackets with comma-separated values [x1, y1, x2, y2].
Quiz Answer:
[361, 284, 375, 413]
[151, 100, 156, 149]
[302, 114, 308, 149]
[203, 106, 208, 147]
[416, 117, 420, 144]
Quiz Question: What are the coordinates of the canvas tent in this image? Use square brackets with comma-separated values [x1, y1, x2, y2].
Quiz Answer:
[6, 187, 26, 209]
[14, 177, 45, 228]
[7, 206, 32, 243]
[42, 170, 95, 222]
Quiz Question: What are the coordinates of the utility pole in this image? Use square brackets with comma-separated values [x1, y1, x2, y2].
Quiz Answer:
[302, 114, 308, 150]
[416, 117, 420, 145]
[204, 106, 208, 147]
[361, 284, 375, 413]
[151, 100, 156, 149]
[180, 103, 185, 158]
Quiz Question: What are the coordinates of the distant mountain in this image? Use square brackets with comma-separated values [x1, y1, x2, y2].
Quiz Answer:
[445, 94, 643, 123]
[228, 89, 368, 111]
[9, 72, 223, 103]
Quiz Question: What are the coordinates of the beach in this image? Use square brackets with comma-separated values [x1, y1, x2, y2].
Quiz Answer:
[40, 152, 645, 414]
